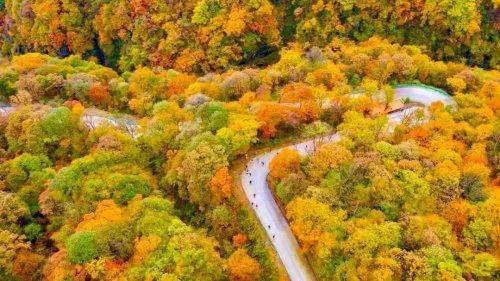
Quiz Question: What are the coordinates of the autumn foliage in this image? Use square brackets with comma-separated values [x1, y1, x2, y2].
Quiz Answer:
[0, 12, 498, 280]
[209, 167, 233, 205]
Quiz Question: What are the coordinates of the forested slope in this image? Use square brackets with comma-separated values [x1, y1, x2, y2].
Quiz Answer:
[0, 0, 498, 71]
[0, 2, 497, 280]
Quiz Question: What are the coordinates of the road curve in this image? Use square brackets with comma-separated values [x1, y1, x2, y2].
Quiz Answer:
[1, 86, 455, 281]
[241, 85, 455, 281]
[0, 103, 139, 136]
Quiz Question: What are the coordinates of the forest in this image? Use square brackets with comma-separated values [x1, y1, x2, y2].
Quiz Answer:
[0, 1, 498, 281]
[0, 0, 498, 71]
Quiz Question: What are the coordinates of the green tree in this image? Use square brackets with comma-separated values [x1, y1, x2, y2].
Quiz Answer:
[66, 231, 100, 264]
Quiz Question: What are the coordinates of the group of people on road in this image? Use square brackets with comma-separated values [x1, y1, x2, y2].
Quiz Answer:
[244, 164, 276, 240]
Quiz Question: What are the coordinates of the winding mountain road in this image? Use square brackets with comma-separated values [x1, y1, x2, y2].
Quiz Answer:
[0, 85, 455, 281]
[241, 85, 455, 281]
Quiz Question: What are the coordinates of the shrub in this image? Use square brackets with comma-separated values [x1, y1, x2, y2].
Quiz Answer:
[66, 231, 100, 264]
[23, 223, 43, 241]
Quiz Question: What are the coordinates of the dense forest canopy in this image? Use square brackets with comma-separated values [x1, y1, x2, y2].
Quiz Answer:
[0, 1, 498, 281]
[0, 0, 498, 72]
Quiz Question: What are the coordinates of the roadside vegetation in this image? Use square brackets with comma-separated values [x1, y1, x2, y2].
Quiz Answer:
[0, 1, 498, 280]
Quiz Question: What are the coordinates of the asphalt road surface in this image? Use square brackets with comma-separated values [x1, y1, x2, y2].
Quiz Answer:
[241, 85, 455, 281]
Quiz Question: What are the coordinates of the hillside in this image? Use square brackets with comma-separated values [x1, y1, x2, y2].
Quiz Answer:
[0, 2, 499, 281]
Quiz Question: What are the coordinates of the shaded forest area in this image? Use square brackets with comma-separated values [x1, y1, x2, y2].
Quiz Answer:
[0, 0, 498, 72]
